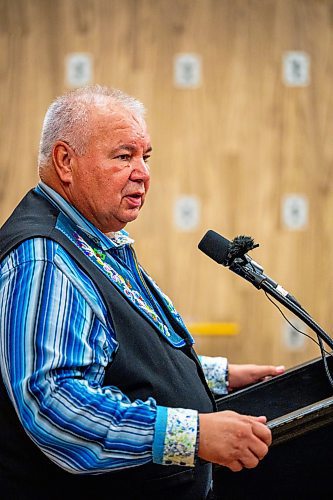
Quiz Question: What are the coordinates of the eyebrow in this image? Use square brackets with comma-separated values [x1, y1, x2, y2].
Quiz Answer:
[111, 144, 153, 155]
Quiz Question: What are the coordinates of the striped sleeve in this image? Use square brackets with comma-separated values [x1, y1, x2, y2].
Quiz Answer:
[0, 238, 158, 473]
[0, 238, 201, 473]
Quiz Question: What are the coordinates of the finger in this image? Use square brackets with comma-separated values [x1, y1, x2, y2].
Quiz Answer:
[249, 436, 270, 461]
[236, 450, 260, 469]
[260, 365, 285, 377]
[228, 460, 243, 472]
[251, 421, 272, 446]
[256, 416, 267, 424]
[240, 414, 268, 430]
[245, 415, 267, 426]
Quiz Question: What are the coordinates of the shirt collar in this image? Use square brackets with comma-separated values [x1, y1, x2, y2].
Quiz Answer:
[35, 181, 134, 251]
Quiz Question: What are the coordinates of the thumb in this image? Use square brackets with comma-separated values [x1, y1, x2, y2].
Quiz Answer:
[256, 416, 268, 424]
[259, 365, 285, 378]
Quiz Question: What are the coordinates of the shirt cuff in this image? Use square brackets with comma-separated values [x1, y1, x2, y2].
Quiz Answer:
[199, 355, 229, 395]
[152, 406, 198, 467]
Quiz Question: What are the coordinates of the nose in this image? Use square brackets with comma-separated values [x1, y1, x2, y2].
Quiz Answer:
[130, 157, 150, 182]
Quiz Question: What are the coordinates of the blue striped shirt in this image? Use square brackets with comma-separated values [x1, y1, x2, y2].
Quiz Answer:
[0, 182, 228, 474]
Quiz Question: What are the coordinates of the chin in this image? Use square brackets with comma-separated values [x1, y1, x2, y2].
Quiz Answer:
[103, 210, 141, 233]
[125, 208, 141, 221]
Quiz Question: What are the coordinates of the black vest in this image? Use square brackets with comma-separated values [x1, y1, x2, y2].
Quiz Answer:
[0, 190, 216, 500]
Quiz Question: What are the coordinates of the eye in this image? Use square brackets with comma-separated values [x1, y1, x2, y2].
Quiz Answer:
[143, 154, 151, 163]
[116, 154, 131, 161]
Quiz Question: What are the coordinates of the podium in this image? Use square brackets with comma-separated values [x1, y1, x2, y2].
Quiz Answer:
[213, 355, 333, 499]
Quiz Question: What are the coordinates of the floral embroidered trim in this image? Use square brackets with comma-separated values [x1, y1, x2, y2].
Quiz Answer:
[200, 356, 229, 396]
[143, 272, 190, 332]
[144, 274, 179, 315]
[162, 408, 198, 466]
[73, 231, 168, 335]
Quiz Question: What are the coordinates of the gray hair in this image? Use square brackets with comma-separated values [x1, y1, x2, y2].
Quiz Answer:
[38, 84, 145, 172]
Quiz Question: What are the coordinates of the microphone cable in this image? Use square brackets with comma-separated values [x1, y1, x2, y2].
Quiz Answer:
[198, 229, 333, 389]
[264, 291, 333, 390]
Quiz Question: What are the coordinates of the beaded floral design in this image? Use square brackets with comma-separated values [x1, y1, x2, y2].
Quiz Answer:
[73, 231, 168, 336]
[144, 273, 189, 331]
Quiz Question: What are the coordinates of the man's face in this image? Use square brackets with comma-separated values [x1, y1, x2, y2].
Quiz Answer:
[67, 105, 151, 233]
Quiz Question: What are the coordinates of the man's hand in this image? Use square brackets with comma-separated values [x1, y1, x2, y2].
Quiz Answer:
[228, 364, 285, 391]
[198, 411, 272, 472]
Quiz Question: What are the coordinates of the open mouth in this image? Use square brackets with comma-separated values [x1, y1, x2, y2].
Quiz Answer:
[124, 193, 143, 207]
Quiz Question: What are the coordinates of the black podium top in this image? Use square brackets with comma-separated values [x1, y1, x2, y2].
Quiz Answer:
[213, 355, 333, 499]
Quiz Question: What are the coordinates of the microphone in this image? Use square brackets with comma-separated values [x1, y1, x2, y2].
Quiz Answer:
[198, 229, 333, 351]
[198, 230, 301, 307]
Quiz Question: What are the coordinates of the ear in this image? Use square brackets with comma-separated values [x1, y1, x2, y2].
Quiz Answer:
[52, 141, 77, 184]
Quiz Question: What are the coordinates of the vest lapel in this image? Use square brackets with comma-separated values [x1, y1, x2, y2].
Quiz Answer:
[71, 230, 183, 344]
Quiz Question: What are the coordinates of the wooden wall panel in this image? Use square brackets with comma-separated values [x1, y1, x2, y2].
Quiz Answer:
[1, 0, 333, 368]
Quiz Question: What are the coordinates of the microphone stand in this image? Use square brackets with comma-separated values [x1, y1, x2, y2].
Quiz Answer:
[229, 259, 333, 351]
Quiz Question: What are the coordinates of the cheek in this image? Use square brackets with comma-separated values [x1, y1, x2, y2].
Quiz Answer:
[73, 162, 95, 190]
[76, 160, 130, 201]
[101, 174, 129, 201]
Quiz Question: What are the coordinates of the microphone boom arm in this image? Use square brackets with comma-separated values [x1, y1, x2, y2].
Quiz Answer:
[229, 260, 333, 351]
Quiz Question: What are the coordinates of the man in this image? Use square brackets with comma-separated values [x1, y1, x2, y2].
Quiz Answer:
[0, 85, 284, 499]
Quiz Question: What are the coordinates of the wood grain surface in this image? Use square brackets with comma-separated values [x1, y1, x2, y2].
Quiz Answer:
[1, 0, 333, 367]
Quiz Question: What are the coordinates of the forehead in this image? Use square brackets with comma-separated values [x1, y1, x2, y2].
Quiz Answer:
[89, 103, 149, 143]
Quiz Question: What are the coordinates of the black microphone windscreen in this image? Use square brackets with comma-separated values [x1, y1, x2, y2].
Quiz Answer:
[198, 230, 231, 265]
